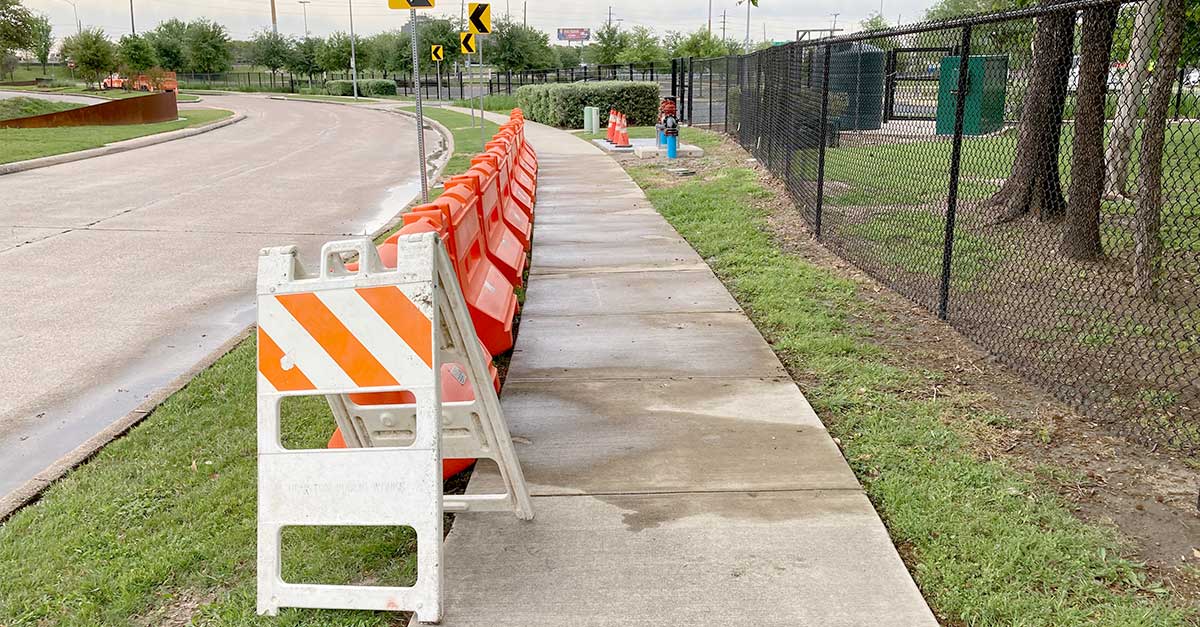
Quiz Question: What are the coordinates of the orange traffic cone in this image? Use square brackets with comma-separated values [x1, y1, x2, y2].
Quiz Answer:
[606, 109, 617, 143]
[616, 112, 632, 148]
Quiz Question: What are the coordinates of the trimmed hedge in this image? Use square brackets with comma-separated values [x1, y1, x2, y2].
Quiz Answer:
[515, 81, 660, 129]
[325, 78, 397, 96]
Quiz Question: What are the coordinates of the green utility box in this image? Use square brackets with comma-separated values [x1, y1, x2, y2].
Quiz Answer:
[936, 55, 1008, 136]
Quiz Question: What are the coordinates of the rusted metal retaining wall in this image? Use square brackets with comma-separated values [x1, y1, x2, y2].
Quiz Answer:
[0, 91, 178, 129]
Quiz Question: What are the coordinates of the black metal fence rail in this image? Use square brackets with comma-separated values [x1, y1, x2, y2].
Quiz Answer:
[486, 62, 672, 95]
[175, 70, 486, 100]
[676, 0, 1200, 452]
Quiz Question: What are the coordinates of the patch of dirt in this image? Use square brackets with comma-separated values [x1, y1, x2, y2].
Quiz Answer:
[134, 589, 218, 627]
[619, 135, 1200, 607]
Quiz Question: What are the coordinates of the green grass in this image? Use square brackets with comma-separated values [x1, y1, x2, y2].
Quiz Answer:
[452, 93, 518, 113]
[1, 85, 201, 103]
[0, 340, 420, 626]
[843, 209, 1003, 289]
[623, 150, 1196, 626]
[0, 96, 81, 121]
[402, 105, 500, 180]
[0, 109, 233, 164]
[582, 124, 723, 150]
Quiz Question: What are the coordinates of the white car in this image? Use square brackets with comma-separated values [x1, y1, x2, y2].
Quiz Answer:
[1186, 68, 1199, 88]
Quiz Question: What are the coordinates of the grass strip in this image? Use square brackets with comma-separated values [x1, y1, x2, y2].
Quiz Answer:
[623, 137, 1196, 626]
[0, 96, 81, 120]
[0, 109, 234, 165]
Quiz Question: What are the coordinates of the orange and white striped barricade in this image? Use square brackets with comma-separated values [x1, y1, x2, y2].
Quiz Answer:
[256, 233, 533, 622]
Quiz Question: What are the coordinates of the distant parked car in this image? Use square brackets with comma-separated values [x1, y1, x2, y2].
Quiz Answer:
[1067, 56, 1124, 92]
[1187, 68, 1200, 88]
[101, 73, 125, 89]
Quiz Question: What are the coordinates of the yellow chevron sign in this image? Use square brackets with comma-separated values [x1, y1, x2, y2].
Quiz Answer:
[460, 32, 477, 54]
[388, 0, 434, 8]
[468, 3, 491, 34]
[431, 45, 444, 61]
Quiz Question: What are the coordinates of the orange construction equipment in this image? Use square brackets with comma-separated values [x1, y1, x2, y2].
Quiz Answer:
[448, 167, 527, 287]
[472, 151, 532, 249]
[614, 112, 633, 148]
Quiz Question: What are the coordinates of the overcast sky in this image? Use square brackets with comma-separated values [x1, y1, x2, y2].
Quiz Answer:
[24, 0, 935, 44]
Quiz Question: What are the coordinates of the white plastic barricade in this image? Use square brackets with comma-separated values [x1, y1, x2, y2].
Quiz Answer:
[255, 233, 532, 623]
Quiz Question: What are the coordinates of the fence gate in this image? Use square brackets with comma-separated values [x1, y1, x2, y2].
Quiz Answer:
[883, 47, 954, 122]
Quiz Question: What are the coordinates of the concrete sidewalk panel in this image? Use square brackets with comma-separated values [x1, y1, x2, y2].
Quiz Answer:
[521, 270, 741, 317]
[531, 220, 680, 244]
[507, 313, 788, 381]
[430, 492, 938, 627]
[468, 378, 861, 495]
[531, 238, 705, 275]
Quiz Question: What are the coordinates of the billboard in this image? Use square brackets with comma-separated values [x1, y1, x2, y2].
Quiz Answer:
[557, 28, 591, 42]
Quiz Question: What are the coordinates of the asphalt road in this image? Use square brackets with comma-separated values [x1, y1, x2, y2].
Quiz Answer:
[0, 94, 437, 499]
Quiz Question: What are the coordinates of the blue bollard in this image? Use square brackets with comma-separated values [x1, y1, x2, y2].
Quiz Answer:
[666, 135, 678, 159]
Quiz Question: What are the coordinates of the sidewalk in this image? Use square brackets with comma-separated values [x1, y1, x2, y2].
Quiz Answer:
[434, 107, 938, 626]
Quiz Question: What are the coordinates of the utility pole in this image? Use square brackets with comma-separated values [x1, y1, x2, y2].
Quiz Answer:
[720, 10, 727, 42]
[60, 0, 80, 35]
[708, 0, 712, 34]
[129, 0, 135, 34]
[744, 0, 750, 50]
[348, 0, 358, 99]
[523, 1, 526, 26]
[298, 0, 310, 36]
[607, 6, 613, 27]
[831, 13, 840, 33]
[270, 0, 278, 34]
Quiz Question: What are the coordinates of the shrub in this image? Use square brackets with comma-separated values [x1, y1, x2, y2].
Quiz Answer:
[325, 78, 396, 96]
[515, 81, 660, 128]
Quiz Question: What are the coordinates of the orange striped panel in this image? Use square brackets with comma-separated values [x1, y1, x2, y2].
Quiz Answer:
[356, 286, 434, 369]
[275, 292, 400, 388]
[257, 327, 315, 392]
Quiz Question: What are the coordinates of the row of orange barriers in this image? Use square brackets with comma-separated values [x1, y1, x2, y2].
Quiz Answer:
[329, 109, 538, 478]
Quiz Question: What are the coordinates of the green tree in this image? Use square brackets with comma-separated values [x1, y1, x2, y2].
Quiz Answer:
[924, 0, 1033, 19]
[147, 19, 188, 72]
[317, 31, 356, 73]
[669, 28, 739, 59]
[588, 23, 628, 65]
[365, 30, 402, 75]
[617, 26, 664, 65]
[118, 34, 157, 75]
[419, 17, 462, 69]
[250, 29, 293, 75]
[286, 35, 322, 80]
[486, 18, 555, 71]
[185, 18, 232, 73]
[0, 0, 33, 57]
[62, 27, 116, 88]
[28, 12, 50, 74]
[554, 45, 581, 68]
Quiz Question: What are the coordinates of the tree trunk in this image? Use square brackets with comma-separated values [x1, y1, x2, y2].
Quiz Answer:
[1104, 0, 1160, 199]
[1061, 4, 1120, 260]
[984, 1, 1076, 223]
[1133, 0, 1185, 298]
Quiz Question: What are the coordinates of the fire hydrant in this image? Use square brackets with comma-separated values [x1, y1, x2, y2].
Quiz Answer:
[657, 96, 678, 149]
[663, 114, 679, 160]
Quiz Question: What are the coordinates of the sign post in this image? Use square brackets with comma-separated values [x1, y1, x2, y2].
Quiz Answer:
[389, 0, 435, 203]
[432, 44, 444, 100]
[469, 3, 491, 148]
[461, 32, 477, 128]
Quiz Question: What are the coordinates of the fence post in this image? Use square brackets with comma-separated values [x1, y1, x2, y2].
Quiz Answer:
[708, 61, 714, 128]
[671, 58, 677, 98]
[1175, 66, 1186, 120]
[815, 44, 833, 238]
[938, 25, 973, 321]
[691, 56, 700, 123]
[724, 56, 732, 133]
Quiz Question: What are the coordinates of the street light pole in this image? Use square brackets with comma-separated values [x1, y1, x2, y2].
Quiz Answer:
[270, 0, 278, 34]
[298, 0, 310, 36]
[129, 0, 135, 34]
[348, 0, 359, 99]
[60, 0, 80, 34]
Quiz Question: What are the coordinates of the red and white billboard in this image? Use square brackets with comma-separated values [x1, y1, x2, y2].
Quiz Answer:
[557, 28, 591, 42]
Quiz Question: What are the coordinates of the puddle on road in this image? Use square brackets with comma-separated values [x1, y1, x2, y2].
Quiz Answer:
[360, 178, 425, 236]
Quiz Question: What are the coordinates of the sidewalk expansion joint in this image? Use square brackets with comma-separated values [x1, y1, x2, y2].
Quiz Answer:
[526, 487, 866, 499]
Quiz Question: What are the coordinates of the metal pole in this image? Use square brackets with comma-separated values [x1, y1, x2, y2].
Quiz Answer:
[1174, 66, 1185, 120]
[410, 9, 429, 202]
[270, 0, 278, 33]
[298, 0, 310, 36]
[129, 0, 135, 34]
[348, 0, 359, 99]
[815, 44, 832, 237]
[938, 25, 972, 321]
[467, 52, 476, 127]
[687, 57, 694, 124]
[708, 61, 713, 128]
[724, 55, 731, 133]
[479, 37, 486, 148]
[436, 60, 442, 100]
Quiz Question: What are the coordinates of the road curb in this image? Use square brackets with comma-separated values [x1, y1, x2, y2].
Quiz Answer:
[0, 112, 247, 177]
[369, 107, 455, 239]
[0, 326, 253, 521]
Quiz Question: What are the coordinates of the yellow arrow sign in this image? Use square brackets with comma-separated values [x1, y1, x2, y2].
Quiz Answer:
[468, 3, 491, 34]
[388, 0, 434, 8]
[431, 44, 444, 61]
[460, 32, 476, 54]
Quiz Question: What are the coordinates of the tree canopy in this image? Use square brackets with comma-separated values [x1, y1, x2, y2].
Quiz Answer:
[118, 34, 157, 73]
[62, 28, 116, 87]
[0, 0, 33, 55]
[487, 19, 555, 71]
[185, 19, 232, 73]
[587, 23, 628, 65]
[250, 29, 293, 74]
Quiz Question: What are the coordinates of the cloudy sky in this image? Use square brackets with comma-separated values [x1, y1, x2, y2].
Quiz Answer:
[23, 0, 934, 43]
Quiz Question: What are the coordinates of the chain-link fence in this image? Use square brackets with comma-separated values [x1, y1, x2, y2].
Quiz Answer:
[677, 0, 1200, 452]
[485, 62, 672, 96]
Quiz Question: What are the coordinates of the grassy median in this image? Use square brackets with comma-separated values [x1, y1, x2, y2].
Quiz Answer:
[622, 131, 1197, 626]
[0, 106, 494, 627]
[0, 109, 233, 165]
